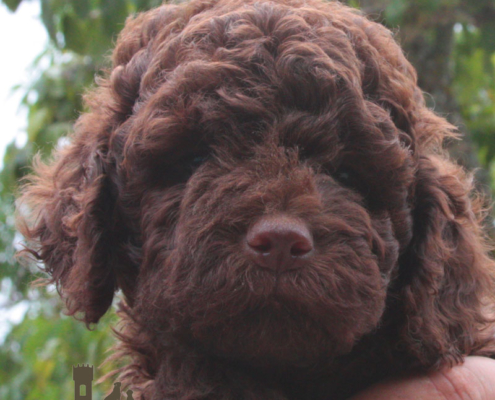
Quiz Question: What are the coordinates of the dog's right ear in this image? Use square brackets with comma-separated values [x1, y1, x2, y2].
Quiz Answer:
[17, 112, 130, 325]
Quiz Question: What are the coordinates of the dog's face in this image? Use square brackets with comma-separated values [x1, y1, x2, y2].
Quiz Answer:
[19, 0, 495, 371]
[139, 137, 404, 365]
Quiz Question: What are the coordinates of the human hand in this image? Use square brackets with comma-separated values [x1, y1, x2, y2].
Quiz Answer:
[349, 356, 495, 400]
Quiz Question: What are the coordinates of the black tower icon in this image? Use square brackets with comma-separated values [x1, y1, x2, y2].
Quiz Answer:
[73, 364, 94, 400]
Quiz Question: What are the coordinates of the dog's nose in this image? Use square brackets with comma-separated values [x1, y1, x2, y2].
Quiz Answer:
[245, 216, 313, 271]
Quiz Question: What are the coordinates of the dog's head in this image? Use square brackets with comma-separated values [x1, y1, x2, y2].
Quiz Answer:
[18, 0, 495, 370]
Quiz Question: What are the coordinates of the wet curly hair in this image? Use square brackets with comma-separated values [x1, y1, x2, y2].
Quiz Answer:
[17, 0, 495, 398]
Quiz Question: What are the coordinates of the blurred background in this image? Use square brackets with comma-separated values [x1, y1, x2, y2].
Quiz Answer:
[0, 0, 494, 398]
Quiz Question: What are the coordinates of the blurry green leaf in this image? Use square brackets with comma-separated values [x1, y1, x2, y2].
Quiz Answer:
[2, 0, 23, 12]
[416, 0, 442, 12]
[385, 0, 409, 25]
[70, 0, 90, 19]
[132, 0, 163, 11]
[347, 0, 360, 9]
[62, 13, 89, 54]
[100, 0, 130, 38]
[479, 23, 495, 56]
[40, 0, 58, 45]
[27, 107, 52, 142]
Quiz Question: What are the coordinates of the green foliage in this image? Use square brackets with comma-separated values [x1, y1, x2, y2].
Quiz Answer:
[39, 0, 131, 56]
[453, 24, 495, 170]
[2, 0, 22, 12]
[4, 0, 165, 55]
[0, 297, 119, 400]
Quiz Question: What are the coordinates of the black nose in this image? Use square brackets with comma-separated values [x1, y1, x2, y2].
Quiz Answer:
[245, 215, 313, 272]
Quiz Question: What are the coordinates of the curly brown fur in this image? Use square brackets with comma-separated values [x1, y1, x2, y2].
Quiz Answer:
[17, 0, 495, 399]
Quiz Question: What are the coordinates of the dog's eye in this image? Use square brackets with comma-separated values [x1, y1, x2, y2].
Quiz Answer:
[335, 168, 359, 189]
[337, 170, 351, 182]
[183, 154, 209, 175]
[188, 155, 208, 170]
[172, 153, 209, 183]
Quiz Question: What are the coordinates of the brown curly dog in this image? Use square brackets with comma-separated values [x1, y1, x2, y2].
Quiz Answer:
[17, 0, 495, 399]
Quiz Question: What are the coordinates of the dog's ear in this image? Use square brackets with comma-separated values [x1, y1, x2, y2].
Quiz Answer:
[396, 151, 495, 367]
[17, 114, 129, 325]
[15, 5, 167, 325]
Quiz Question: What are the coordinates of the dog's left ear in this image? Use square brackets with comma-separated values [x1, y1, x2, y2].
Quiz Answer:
[17, 119, 132, 325]
[396, 151, 495, 368]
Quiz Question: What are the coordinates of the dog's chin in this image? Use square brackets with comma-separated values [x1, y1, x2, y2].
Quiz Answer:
[183, 269, 387, 368]
[190, 305, 362, 368]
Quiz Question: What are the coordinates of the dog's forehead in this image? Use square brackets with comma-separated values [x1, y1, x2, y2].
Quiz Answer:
[111, 0, 418, 183]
